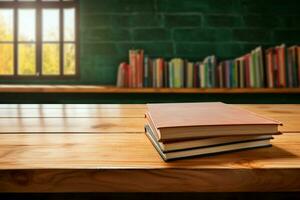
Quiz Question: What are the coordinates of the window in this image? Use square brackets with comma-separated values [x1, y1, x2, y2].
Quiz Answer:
[0, 0, 78, 79]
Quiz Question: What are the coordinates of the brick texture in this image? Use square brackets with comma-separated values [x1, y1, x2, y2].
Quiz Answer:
[7, 0, 300, 85]
[78, 0, 300, 84]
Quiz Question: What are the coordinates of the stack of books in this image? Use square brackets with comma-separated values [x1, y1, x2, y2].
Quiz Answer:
[145, 102, 282, 161]
[116, 44, 300, 88]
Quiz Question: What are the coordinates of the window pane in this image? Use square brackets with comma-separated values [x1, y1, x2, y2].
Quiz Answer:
[42, 9, 59, 42]
[18, 44, 36, 75]
[42, 43, 60, 75]
[64, 8, 75, 41]
[18, 9, 36, 42]
[0, 9, 13, 42]
[64, 43, 75, 75]
[0, 44, 13, 75]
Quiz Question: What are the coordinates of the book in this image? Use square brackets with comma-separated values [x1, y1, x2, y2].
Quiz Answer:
[129, 50, 137, 88]
[170, 58, 184, 88]
[155, 58, 164, 88]
[244, 54, 251, 88]
[287, 46, 298, 87]
[143, 55, 152, 88]
[118, 46, 299, 89]
[116, 63, 129, 88]
[145, 125, 272, 161]
[145, 124, 273, 152]
[164, 61, 169, 88]
[186, 62, 194, 88]
[276, 44, 287, 88]
[266, 48, 275, 88]
[146, 102, 282, 142]
[136, 50, 144, 88]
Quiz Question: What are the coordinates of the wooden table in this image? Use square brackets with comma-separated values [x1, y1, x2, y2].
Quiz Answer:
[0, 104, 300, 192]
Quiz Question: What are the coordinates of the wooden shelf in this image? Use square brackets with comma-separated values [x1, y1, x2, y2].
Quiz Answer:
[0, 84, 300, 94]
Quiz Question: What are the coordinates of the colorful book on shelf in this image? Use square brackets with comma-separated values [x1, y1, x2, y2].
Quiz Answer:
[276, 44, 287, 88]
[116, 62, 129, 88]
[164, 61, 169, 88]
[143, 55, 152, 88]
[154, 58, 164, 88]
[287, 46, 299, 88]
[169, 58, 185, 88]
[146, 102, 282, 142]
[117, 45, 300, 89]
[243, 54, 251, 88]
[186, 62, 194, 88]
[193, 62, 200, 88]
[265, 48, 275, 88]
[129, 50, 137, 88]
[250, 47, 264, 88]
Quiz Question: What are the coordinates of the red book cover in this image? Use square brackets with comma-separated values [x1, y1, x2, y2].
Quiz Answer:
[275, 48, 280, 88]
[136, 50, 144, 88]
[124, 63, 130, 88]
[129, 50, 137, 88]
[276, 46, 287, 88]
[158, 58, 164, 88]
[127, 63, 132, 88]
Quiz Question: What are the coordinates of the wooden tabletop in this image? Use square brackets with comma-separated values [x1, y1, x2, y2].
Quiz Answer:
[0, 104, 300, 192]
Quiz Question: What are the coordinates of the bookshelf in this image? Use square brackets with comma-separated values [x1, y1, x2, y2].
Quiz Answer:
[0, 85, 299, 94]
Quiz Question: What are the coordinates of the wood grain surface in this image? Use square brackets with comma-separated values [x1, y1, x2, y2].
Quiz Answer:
[0, 104, 299, 192]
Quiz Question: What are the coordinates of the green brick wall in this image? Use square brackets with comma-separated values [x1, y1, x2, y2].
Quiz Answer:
[3, 0, 300, 85]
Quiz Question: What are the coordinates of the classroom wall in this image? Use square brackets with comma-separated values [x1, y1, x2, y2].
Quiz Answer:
[2, 0, 300, 85]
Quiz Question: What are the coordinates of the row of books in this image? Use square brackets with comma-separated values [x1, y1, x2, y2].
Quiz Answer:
[145, 102, 282, 161]
[116, 45, 300, 88]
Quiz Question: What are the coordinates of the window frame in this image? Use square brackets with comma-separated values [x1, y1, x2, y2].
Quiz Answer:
[0, 0, 80, 80]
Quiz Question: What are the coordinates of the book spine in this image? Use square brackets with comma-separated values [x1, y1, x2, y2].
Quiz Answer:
[225, 61, 230, 88]
[292, 47, 298, 87]
[164, 61, 169, 88]
[157, 59, 164, 88]
[193, 63, 199, 88]
[180, 60, 185, 88]
[136, 50, 144, 88]
[186, 62, 194, 88]
[250, 52, 255, 88]
[174, 60, 181, 88]
[266, 50, 274, 88]
[169, 62, 174, 88]
[152, 59, 157, 88]
[254, 50, 260, 88]
[239, 59, 245, 88]
[278, 46, 287, 88]
[258, 48, 265, 88]
[200, 63, 205, 88]
[218, 63, 223, 88]
[233, 59, 238, 88]
[287, 48, 293, 88]
[144, 56, 149, 88]
[245, 55, 251, 88]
